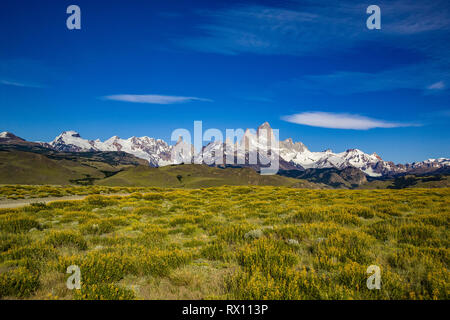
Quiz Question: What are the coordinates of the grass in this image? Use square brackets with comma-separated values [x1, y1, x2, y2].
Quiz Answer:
[0, 185, 165, 200]
[0, 186, 448, 300]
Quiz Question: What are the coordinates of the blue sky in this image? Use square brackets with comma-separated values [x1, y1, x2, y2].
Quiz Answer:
[0, 0, 449, 163]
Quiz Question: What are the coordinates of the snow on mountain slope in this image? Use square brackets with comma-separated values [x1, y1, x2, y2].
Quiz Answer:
[50, 131, 97, 152]
[49, 131, 172, 166]
[46, 123, 449, 176]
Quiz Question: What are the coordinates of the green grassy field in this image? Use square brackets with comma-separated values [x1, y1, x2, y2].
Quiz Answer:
[0, 185, 162, 201]
[0, 186, 448, 300]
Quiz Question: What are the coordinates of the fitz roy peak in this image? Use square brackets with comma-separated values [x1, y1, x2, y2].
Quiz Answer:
[44, 123, 449, 176]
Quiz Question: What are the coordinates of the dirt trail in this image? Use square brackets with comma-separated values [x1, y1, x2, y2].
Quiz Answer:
[0, 194, 131, 209]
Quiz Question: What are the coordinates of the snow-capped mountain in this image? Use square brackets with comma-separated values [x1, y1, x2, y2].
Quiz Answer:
[49, 131, 172, 166]
[193, 123, 394, 176]
[38, 123, 450, 176]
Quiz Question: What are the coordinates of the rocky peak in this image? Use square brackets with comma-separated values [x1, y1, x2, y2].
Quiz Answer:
[0, 131, 26, 143]
[257, 121, 272, 131]
[257, 121, 274, 137]
[372, 152, 382, 160]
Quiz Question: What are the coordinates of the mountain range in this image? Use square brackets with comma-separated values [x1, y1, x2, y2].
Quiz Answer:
[1, 122, 449, 177]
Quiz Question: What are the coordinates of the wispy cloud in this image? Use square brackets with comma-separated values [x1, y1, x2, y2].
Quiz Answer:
[0, 79, 44, 88]
[282, 112, 418, 130]
[173, 1, 450, 97]
[102, 94, 213, 104]
[177, 1, 450, 56]
[177, 4, 359, 56]
[0, 59, 53, 89]
[427, 81, 446, 90]
[383, 1, 450, 34]
[287, 63, 450, 95]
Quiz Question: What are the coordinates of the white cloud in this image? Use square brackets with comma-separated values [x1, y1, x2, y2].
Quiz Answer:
[427, 81, 445, 90]
[282, 112, 417, 130]
[103, 94, 212, 104]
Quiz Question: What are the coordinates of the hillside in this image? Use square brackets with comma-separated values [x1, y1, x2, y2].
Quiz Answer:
[0, 150, 90, 185]
[278, 167, 368, 188]
[359, 174, 450, 189]
[0, 147, 146, 185]
[96, 164, 323, 188]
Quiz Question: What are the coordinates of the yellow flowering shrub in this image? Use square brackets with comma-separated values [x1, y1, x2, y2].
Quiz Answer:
[0, 186, 448, 300]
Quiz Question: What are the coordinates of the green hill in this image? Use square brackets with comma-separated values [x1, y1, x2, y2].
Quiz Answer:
[0, 147, 144, 185]
[359, 174, 450, 189]
[96, 164, 322, 188]
[0, 150, 87, 185]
